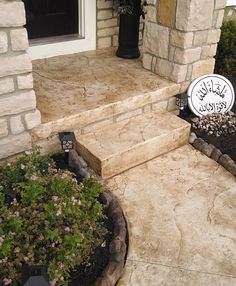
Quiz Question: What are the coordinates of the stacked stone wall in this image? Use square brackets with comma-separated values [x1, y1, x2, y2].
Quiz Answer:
[96, 0, 144, 49]
[143, 0, 226, 91]
[0, 0, 41, 160]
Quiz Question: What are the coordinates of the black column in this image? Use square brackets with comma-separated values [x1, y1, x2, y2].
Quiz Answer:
[116, 0, 141, 59]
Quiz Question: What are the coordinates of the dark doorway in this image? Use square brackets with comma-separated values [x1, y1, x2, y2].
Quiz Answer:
[23, 0, 79, 40]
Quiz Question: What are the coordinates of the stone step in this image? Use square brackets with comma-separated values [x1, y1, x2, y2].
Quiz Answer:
[75, 110, 190, 179]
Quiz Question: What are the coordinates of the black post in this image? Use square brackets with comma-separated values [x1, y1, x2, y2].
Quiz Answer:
[116, 0, 141, 59]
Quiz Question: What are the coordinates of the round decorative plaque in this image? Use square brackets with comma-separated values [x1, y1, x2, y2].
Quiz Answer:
[187, 74, 235, 117]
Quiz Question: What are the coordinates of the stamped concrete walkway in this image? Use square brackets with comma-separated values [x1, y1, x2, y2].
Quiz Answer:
[107, 145, 236, 286]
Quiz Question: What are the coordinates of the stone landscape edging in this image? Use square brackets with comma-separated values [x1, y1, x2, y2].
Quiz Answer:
[189, 133, 236, 177]
[68, 150, 127, 286]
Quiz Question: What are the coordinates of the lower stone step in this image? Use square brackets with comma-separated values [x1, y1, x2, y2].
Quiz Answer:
[75, 111, 190, 179]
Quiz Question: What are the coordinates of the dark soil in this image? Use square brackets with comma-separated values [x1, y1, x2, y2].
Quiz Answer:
[52, 153, 114, 286]
[184, 75, 236, 162]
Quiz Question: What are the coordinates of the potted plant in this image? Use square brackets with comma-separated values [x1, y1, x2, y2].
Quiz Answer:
[113, 0, 147, 59]
[0, 150, 108, 285]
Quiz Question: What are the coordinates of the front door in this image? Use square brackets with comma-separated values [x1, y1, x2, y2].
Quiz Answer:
[23, 0, 78, 40]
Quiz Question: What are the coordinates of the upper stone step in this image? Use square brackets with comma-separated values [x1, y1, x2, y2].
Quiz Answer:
[75, 110, 190, 179]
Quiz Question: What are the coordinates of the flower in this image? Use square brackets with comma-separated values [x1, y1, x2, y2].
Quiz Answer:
[38, 235, 44, 241]
[3, 278, 12, 285]
[50, 280, 56, 286]
[64, 227, 70, 232]
[52, 196, 59, 202]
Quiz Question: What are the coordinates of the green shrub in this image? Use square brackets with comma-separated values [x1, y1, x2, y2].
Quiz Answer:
[0, 150, 107, 285]
[215, 20, 236, 77]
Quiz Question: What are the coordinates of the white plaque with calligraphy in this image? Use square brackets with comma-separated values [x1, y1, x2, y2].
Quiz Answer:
[187, 74, 235, 117]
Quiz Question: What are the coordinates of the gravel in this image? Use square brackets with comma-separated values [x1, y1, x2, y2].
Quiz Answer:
[192, 112, 236, 137]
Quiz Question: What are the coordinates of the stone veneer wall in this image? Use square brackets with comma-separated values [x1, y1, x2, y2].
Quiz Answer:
[143, 0, 227, 92]
[0, 0, 41, 160]
[96, 0, 144, 49]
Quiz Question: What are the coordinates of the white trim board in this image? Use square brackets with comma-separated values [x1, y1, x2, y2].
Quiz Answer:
[28, 0, 96, 60]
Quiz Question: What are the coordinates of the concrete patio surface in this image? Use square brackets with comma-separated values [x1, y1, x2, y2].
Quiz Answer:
[106, 145, 236, 286]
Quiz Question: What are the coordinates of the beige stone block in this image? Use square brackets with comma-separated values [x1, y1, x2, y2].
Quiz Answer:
[216, 10, 225, 28]
[169, 46, 175, 61]
[193, 30, 208, 46]
[170, 64, 188, 83]
[176, 0, 214, 31]
[167, 97, 177, 111]
[157, 0, 177, 27]
[0, 2, 26, 27]
[170, 30, 194, 49]
[10, 115, 24, 135]
[143, 53, 153, 70]
[76, 110, 190, 179]
[152, 100, 168, 111]
[10, 28, 29, 51]
[97, 37, 112, 49]
[0, 77, 14, 95]
[0, 90, 36, 117]
[115, 109, 143, 122]
[180, 81, 191, 93]
[112, 35, 118, 47]
[143, 104, 152, 113]
[186, 64, 193, 81]
[207, 29, 221, 44]
[143, 22, 169, 59]
[0, 118, 8, 138]
[215, 0, 227, 9]
[97, 18, 118, 29]
[0, 132, 32, 160]
[174, 47, 201, 64]
[192, 58, 215, 80]
[97, 0, 113, 9]
[97, 27, 118, 37]
[0, 54, 32, 78]
[155, 58, 172, 79]
[147, 5, 157, 22]
[97, 10, 113, 20]
[17, 73, 33, 89]
[0, 31, 8, 53]
[24, 109, 41, 130]
[82, 118, 113, 134]
[147, 0, 156, 4]
[201, 45, 211, 59]
[210, 44, 218, 57]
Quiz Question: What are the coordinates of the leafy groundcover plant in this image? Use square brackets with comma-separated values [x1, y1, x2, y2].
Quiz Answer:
[0, 150, 107, 286]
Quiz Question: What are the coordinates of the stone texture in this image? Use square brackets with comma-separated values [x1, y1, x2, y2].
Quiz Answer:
[82, 118, 113, 134]
[0, 133, 31, 160]
[75, 110, 190, 179]
[0, 77, 14, 95]
[144, 22, 169, 59]
[211, 148, 222, 162]
[97, 37, 112, 49]
[97, 19, 117, 29]
[10, 115, 24, 135]
[24, 109, 41, 130]
[192, 59, 215, 80]
[0, 54, 32, 78]
[176, 0, 214, 31]
[174, 47, 201, 64]
[215, 0, 227, 9]
[0, 118, 8, 138]
[146, 5, 157, 22]
[0, 90, 36, 117]
[216, 10, 225, 28]
[115, 108, 142, 122]
[10, 28, 29, 51]
[33, 49, 179, 124]
[193, 138, 205, 151]
[97, 27, 118, 37]
[97, 10, 113, 20]
[171, 63, 188, 83]
[0, 31, 8, 53]
[107, 145, 236, 285]
[170, 31, 194, 49]
[207, 29, 221, 44]
[143, 53, 153, 70]
[152, 100, 168, 111]
[17, 73, 33, 89]
[193, 30, 208, 46]
[0, 2, 26, 27]
[157, 0, 177, 27]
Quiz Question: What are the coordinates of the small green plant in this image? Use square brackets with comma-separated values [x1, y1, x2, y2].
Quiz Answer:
[0, 150, 107, 285]
[215, 20, 236, 77]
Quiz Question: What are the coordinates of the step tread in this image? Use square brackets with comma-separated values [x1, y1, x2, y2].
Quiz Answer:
[75, 110, 190, 160]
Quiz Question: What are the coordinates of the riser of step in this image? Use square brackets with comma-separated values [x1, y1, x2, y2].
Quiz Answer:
[75, 111, 190, 179]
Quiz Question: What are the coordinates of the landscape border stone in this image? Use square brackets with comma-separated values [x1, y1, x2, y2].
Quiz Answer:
[189, 132, 236, 177]
[68, 150, 128, 286]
